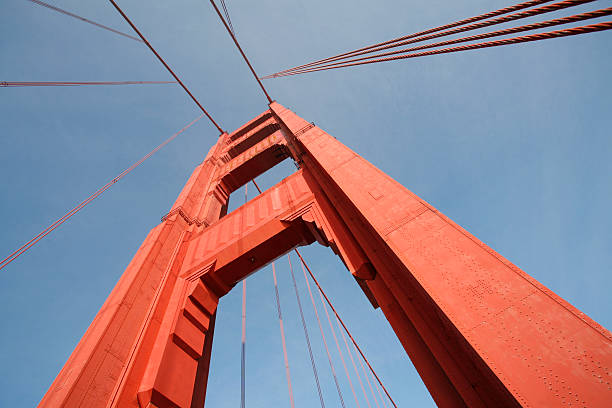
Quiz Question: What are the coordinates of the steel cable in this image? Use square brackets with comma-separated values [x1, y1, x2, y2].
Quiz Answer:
[25, 0, 143, 42]
[0, 114, 205, 272]
[266, 21, 612, 78]
[266, 0, 556, 77]
[220, 0, 235, 36]
[1, 81, 176, 87]
[295, 249, 399, 408]
[108, 0, 224, 133]
[269, 7, 612, 76]
[272, 261, 296, 408]
[287, 254, 326, 408]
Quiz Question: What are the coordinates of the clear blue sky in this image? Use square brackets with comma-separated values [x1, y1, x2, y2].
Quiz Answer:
[1, 1, 611, 407]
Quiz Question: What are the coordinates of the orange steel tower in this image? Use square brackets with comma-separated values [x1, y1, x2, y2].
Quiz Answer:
[39, 103, 612, 407]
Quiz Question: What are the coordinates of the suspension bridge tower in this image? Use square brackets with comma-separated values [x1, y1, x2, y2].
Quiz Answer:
[38, 102, 612, 408]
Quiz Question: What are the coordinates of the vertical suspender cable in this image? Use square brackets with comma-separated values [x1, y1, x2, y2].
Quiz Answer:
[356, 345, 383, 408]
[240, 184, 248, 408]
[295, 249, 399, 408]
[272, 262, 296, 408]
[219, 0, 235, 36]
[370, 364, 390, 408]
[241, 278, 246, 408]
[287, 254, 326, 408]
[317, 281, 361, 408]
[336, 315, 373, 408]
[299, 257, 346, 408]
[251, 180, 326, 407]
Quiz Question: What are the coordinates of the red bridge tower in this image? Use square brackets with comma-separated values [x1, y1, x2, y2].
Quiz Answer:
[39, 103, 612, 407]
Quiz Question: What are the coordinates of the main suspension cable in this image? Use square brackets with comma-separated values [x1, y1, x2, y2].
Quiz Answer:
[25, 0, 143, 42]
[287, 254, 326, 408]
[295, 249, 399, 408]
[108, 0, 224, 133]
[272, 261, 296, 408]
[266, 21, 612, 78]
[265, 0, 556, 77]
[317, 275, 362, 408]
[1, 81, 176, 87]
[209, 0, 273, 103]
[299, 250, 346, 408]
[276, 6, 612, 76]
[336, 314, 374, 408]
[270, 0, 599, 77]
[0, 114, 205, 272]
[251, 180, 327, 406]
[356, 344, 384, 408]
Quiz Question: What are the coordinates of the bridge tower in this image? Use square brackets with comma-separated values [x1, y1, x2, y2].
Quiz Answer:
[39, 102, 612, 407]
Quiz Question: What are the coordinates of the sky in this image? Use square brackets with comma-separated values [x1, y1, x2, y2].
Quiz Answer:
[1, 0, 611, 407]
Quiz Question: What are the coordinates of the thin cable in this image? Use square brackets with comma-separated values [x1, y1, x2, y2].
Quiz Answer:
[272, 262, 296, 408]
[299, 252, 346, 408]
[295, 249, 399, 408]
[0, 114, 205, 272]
[240, 184, 247, 408]
[356, 344, 383, 408]
[251, 179, 325, 407]
[209, 0, 273, 103]
[271, 0, 599, 76]
[287, 254, 326, 408]
[241, 279, 246, 408]
[276, 6, 612, 75]
[370, 361, 390, 408]
[251, 179, 388, 407]
[265, 0, 555, 77]
[267, 21, 612, 78]
[220, 0, 235, 36]
[1, 81, 176, 87]
[26, 0, 143, 42]
[317, 275, 362, 408]
[337, 314, 373, 408]
[107, 0, 224, 133]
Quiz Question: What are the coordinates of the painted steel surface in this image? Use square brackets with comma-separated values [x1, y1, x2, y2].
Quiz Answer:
[39, 103, 611, 407]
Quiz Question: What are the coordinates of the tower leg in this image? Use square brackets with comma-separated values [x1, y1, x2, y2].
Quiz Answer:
[271, 102, 612, 407]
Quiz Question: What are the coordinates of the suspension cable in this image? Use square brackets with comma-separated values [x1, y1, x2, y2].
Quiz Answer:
[265, 21, 612, 78]
[265, 0, 556, 77]
[220, 0, 235, 36]
[240, 184, 247, 408]
[251, 179, 326, 407]
[287, 254, 326, 408]
[107, 0, 224, 133]
[299, 250, 346, 408]
[274, 6, 612, 76]
[336, 314, 374, 408]
[272, 261, 296, 408]
[356, 343, 384, 408]
[269, 0, 600, 77]
[369, 360, 390, 408]
[0, 114, 205, 272]
[295, 249, 399, 408]
[1, 81, 176, 87]
[209, 0, 273, 103]
[25, 0, 143, 42]
[317, 275, 362, 408]
[250, 179, 387, 408]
